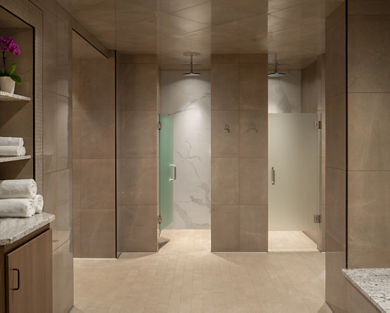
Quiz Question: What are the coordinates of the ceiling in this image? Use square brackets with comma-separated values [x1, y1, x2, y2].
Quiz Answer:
[0, 7, 32, 29]
[59, 0, 344, 70]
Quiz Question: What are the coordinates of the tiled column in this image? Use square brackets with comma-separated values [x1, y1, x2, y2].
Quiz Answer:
[325, 3, 347, 312]
[116, 54, 159, 252]
[347, 0, 390, 268]
[72, 33, 116, 258]
[211, 54, 268, 252]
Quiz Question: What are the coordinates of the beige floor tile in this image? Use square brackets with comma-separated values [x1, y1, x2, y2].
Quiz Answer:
[73, 230, 324, 313]
[268, 231, 318, 252]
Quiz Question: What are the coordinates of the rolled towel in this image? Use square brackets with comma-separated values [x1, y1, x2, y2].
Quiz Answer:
[0, 179, 37, 199]
[0, 136, 24, 147]
[0, 198, 35, 217]
[33, 194, 44, 214]
[0, 146, 26, 156]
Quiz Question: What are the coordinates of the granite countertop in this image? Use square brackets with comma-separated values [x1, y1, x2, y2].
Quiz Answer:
[343, 268, 390, 313]
[0, 213, 55, 246]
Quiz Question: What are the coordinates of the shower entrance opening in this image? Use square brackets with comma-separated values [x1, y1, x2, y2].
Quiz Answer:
[268, 113, 321, 252]
[158, 71, 211, 247]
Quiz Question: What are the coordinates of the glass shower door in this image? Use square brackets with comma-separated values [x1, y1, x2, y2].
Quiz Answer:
[159, 115, 174, 231]
[268, 113, 320, 231]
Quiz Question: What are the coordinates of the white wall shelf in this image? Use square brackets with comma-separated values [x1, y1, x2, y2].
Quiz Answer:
[0, 155, 31, 163]
[0, 91, 31, 102]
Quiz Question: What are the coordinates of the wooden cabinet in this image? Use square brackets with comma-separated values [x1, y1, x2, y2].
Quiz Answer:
[6, 229, 52, 313]
[0, 227, 52, 313]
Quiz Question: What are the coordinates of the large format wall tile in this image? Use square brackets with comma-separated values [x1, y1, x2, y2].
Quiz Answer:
[117, 63, 158, 111]
[239, 110, 267, 158]
[211, 111, 239, 157]
[211, 63, 240, 111]
[239, 205, 268, 251]
[326, 252, 347, 312]
[72, 33, 116, 258]
[348, 15, 390, 93]
[347, 0, 390, 272]
[117, 158, 158, 205]
[117, 54, 159, 252]
[239, 158, 267, 205]
[118, 205, 158, 252]
[211, 205, 240, 251]
[117, 110, 157, 158]
[79, 210, 115, 258]
[211, 157, 239, 205]
[348, 93, 390, 171]
[211, 54, 268, 252]
[325, 3, 347, 313]
[326, 94, 346, 170]
[239, 62, 268, 111]
[348, 171, 390, 268]
[52, 241, 74, 313]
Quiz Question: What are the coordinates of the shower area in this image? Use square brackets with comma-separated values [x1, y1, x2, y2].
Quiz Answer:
[158, 67, 211, 233]
[267, 57, 325, 252]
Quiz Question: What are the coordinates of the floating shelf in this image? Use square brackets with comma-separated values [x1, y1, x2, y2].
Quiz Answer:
[0, 91, 31, 102]
[0, 155, 31, 163]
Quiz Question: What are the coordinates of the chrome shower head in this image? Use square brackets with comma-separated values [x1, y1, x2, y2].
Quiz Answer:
[183, 52, 201, 77]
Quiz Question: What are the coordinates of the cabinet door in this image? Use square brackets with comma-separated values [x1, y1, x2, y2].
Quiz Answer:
[6, 230, 52, 313]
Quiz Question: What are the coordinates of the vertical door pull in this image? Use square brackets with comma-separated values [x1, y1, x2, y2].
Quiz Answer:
[169, 164, 177, 181]
[11, 268, 20, 291]
[271, 167, 276, 185]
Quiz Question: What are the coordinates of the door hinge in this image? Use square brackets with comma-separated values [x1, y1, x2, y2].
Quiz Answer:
[158, 215, 162, 225]
[314, 214, 321, 224]
[314, 120, 322, 130]
[158, 121, 162, 131]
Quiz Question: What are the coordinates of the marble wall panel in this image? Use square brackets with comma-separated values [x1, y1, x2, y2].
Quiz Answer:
[268, 70, 301, 113]
[160, 71, 211, 229]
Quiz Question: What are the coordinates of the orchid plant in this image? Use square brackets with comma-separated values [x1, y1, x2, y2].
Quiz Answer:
[0, 37, 21, 83]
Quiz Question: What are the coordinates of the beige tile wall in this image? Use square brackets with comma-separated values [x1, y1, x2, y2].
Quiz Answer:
[325, 3, 347, 313]
[72, 32, 116, 258]
[116, 54, 159, 252]
[34, 2, 74, 312]
[348, 0, 390, 268]
[211, 54, 268, 252]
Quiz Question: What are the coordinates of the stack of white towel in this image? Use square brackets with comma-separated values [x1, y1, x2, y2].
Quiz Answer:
[0, 136, 26, 156]
[0, 179, 44, 217]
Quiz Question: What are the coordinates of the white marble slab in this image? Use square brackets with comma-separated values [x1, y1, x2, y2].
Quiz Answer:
[160, 71, 211, 229]
[0, 212, 55, 245]
[343, 268, 390, 313]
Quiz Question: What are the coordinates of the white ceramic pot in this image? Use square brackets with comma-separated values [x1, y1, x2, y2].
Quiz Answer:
[0, 76, 16, 94]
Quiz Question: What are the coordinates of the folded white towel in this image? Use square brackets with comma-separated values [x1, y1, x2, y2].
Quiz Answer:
[0, 179, 37, 199]
[0, 198, 35, 217]
[0, 146, 26, 156]
[0, 137, 24, 147]
[33, 194, 44, 214]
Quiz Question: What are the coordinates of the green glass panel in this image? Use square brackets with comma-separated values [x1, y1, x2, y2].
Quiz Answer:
[159, 115, 173, 231]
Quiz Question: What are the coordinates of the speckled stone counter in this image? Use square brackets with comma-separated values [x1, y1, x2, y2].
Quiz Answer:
[343, 268, 390, 313]
[0, 213, 55, 245]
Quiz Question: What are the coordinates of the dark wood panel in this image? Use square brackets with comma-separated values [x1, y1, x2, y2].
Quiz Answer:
[6, 229, 52, 313]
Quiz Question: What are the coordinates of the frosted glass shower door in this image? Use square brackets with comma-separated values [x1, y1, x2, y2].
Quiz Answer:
[159, 115, 174, 231]
[269, 113, 320, 231]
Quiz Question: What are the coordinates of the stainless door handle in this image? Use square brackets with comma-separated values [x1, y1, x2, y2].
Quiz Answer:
[169, 164, 176, 181]
[11, 268, 20, 291]
[271, 167, 276, 185]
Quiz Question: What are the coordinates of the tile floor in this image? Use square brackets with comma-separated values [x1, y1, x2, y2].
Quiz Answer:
[268, 231, 318, 252]
[72, 230, 325, 313]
